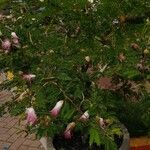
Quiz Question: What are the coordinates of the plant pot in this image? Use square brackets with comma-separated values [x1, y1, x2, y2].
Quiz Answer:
[119, 124, 130, 150]
[40, 137, 56, 150]
[40, 125, 130, 150]
[130, 136, 150, 150]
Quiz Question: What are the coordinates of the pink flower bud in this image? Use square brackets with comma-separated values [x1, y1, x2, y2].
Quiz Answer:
[11, 32, 19, 39]
[12, 38, 19, 45]
[79, 110, 89, 121]
[64, 130, 72, 139]
[1, 39, 11, 52]
[22, 73, 36, 82]
[11, 32, 20, 46]
[50, 100, 64, 117]
[85, 56, 90, 62]
[64, 122, 75, 139]
[98, 117, 105, 129]
[26, 107, 37, 125]
[88, 0, 94, 3]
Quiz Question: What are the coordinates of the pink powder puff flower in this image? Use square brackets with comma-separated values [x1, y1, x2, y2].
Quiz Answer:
[50, 100, 64, 117]
[98, 117, 105, 129]
[79, 110, 89, 121]
[1, 39, 11, 53]
[64, 122, 75, 139]
[26, 107, 37, 125]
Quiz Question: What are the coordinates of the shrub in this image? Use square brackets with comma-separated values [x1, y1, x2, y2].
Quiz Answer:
[0, 0, 150, 149]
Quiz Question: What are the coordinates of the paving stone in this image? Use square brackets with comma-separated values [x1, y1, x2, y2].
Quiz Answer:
[0, 127, 9, 134]
[9, 137, 25, 150]
[0, 133, 11, 141]
[20, 131, 28, 138]
[5, 118, 19, 128]
[28, 147, 41, 150]
[0, 121, 7, 127]
[3, 116, 14, 124]
[23, 139, 32, 146]
[27, 133, 36, 140]
[7, 132, 21, 142]
[30, 140, 41, 148]
[20, 120, 27, 126]
[7, 127, 17, 136]
[18, 145, 29, 150]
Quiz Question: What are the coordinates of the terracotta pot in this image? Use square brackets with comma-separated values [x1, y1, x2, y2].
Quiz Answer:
[130, 136, 150, 150]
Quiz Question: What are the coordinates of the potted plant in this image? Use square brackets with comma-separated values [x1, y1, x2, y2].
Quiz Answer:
[1, 0, 150, 149]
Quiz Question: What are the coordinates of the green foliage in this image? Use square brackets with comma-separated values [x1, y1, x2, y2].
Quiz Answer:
[115, 97, 150, 136]
[88, 122, 120, 150]
[89, 128, 101, 146]
[0, 0, 150, 149]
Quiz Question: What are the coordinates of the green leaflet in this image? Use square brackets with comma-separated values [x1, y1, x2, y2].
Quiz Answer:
[0, 0, 8, 6]
[61, 103, 75, 120]
[57, 73, 72, 81]
[89, 128, 101, 146]
[121, 69, 141, 79]
[89, 126, 118, 150]
[111, 127, 122, 137]
[104, 138, 117, 150]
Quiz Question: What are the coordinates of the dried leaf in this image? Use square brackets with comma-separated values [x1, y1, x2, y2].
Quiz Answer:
[0, 71, 7, 84]
[131, 43, 140, 50]
[144, 81, 150, 93]
[97, 77, 113, 90]
[118, 53, 126, 62]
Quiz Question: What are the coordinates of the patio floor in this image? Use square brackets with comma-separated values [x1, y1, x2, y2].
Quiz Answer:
[0, 90, 44, 150]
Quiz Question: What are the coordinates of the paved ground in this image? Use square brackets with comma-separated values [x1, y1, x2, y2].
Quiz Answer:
[0, 91, 44, 150]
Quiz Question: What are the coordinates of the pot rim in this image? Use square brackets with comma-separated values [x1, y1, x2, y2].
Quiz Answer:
[119, 124, 130, 150]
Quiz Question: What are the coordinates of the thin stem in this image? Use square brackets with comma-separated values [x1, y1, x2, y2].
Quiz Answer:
[51, 81, 83, 115]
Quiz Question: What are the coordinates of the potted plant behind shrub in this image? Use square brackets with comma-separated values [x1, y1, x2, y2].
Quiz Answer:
[1, 0, 150, 149]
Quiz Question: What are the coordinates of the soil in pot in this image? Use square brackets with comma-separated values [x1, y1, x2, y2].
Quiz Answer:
[53, 132, 123, 150]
